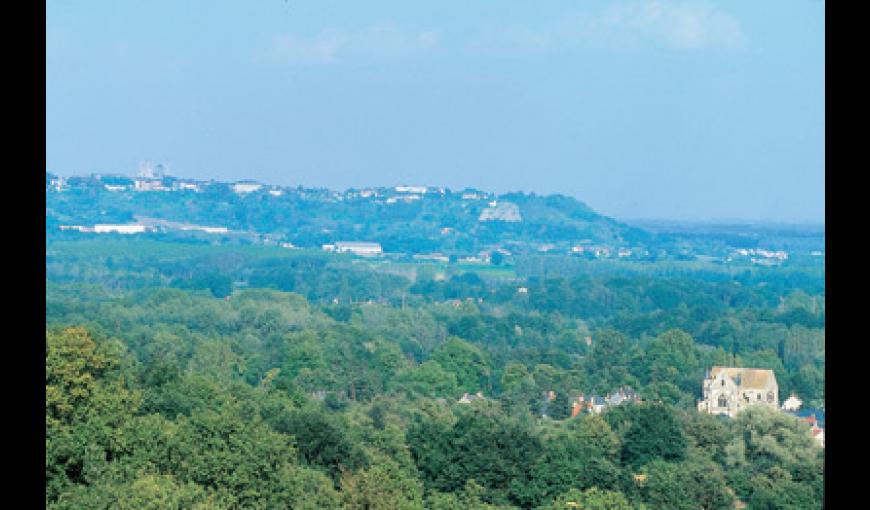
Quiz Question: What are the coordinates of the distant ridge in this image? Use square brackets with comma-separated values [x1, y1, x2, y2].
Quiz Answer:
[46, 172, 651, 256]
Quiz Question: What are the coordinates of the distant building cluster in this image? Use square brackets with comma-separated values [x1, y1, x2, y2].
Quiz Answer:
[60, 224, 151, 234]
[395, 185, 429, 194]
[570, 387, 641, 417]
[731, 248, 788, 265]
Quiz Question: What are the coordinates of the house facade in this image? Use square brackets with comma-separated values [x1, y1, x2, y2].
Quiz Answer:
[697, 367, 779, 418]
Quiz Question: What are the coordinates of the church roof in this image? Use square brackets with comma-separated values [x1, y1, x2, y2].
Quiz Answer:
[710, 366, 776, 389]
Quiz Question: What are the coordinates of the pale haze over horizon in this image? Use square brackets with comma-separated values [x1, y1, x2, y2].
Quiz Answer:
[46, 1, 824, 223]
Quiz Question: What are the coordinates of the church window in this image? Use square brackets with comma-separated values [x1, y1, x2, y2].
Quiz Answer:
[757, 394, 761, 400]
[718, 396, 728, 407]
[767, 392, 774, 403]
[721, 379, 725, 387]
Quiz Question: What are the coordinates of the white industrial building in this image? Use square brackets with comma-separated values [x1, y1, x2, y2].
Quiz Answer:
[333, 242, 383, 256]
[93, 224, 148, 234]
[233, 182, 263, 194]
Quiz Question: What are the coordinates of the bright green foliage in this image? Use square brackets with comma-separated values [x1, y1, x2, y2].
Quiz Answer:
[427, 480, 508, 510]
[521, 416, 626, 508]
[532, 364, 561, 393]
[266, 406, 368, 483]
[390, 360, 460, 399]
[747, 474, 820, 510]
[537, 487, 634, 510]
[408, 408, 542, 507]
[46, 326, 140, 429]
[640, 381, 693, 408]
[342, 457, 425, 510]
[640, 458, 734, 510]
[643, 329, 700, 393]
[723, 406, 823, 507]
[168, 405, 298, 508]
[616, 404, 688, 469]
[501, 362, 534, 393]
[45, 235, 825, 510]
[277, 465, 344, 510]
[430, 337, 491, 393]
[790, 364, 824, 404]
[680, 411, 730, 463]
[46, 327, 142, 503]
[115, 472, 213, 510]
[728, 406, 821, 469]
[584, 330, 638, 393]
[500, 362, 538, 414]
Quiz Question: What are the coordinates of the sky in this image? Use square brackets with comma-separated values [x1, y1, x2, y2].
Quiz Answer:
[46, 0, 824, 223]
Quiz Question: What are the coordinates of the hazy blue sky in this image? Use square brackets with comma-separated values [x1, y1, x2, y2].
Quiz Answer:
[47, 1, 824, 222]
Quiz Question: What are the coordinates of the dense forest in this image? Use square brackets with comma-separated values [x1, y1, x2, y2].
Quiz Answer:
[46, 238, 824, 509]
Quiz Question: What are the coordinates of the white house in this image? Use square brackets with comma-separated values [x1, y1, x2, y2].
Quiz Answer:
[782, 394, 803, 412]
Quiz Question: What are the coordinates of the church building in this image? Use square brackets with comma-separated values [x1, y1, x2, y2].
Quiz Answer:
[697, 366, 779, 418]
